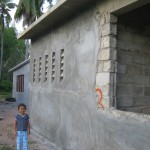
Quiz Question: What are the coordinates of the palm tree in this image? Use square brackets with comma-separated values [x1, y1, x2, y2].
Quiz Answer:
[15, 0, 45, 59]
[0, 0, 16, 77]
[47, 0, 53, 7]
[46, 0, 59, 8]
[15, 0, 45, 26]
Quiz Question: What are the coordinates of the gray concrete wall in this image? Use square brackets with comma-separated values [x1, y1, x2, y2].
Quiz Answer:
[117, 23, 150, 114]
[13, 63, 30, 105]
[28, 5, 150, 150]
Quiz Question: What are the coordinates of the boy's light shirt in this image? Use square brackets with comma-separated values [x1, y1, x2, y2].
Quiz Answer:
[19, 113, 27, 117]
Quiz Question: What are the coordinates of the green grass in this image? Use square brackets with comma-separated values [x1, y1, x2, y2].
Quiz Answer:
[0, 91, 12, 101]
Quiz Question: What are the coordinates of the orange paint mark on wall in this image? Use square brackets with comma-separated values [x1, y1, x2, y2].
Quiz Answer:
[96, 88, 104, 109]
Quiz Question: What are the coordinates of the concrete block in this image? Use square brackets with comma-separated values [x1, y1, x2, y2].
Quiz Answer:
[100, 12, 109, 25]
[116, 85, 144, 96]
[133, 86, 144, 97]
[96, 72, 110, 85]
[126, 64, 142, 75]
[118, 23, 125, 31]
[117, 40, 127, 50]
[117, 64, 126, 73]
[103, 60, 112, 72]
[95, 86, 111, 108]
[134, 75, 150, 86]
[116, 85, 133, 96]
[110, 48, 117, 60]
[144, 87, 150, 96]
[103, 60, 116, 72]
[97, 84, 114, 99]
[97, 61, 103, 73]
[100, 13, 117, 25]
[101, 95, 110, 108]
[110, 37, 117, 48]
[98, 84, 109, 96]
[101, 23, 110, 36]
[142, 107, 150, 114]
[110, 14, 117, 23]
[133, 54, 145, 65]
[125, 107, 142, 113]
[98, 49, 110, 60]
[98, 48, 117, 61]
[143, 54, 150, 65]
[117, 50, 133, 64]
[110, 73, 115, 84]
[109, 83, 115, 97]
[101, 23, 117, 36]
[117, 75, 149, 86]
[101, 36, 109, 48]
[117, 96, 133, 107]
[134, 33, 149, 44]
[118, 37, 150, 53]
[142, 66, 150, 76]
[117, 74, 134, 85]
[118, 29, 135, 42]
[133, 97, 150, 107]
[100, 36, 116, 49]
[142, 26, 150, 35]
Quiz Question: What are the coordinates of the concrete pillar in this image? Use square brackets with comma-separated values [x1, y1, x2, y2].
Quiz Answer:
[96, 13, 117, 108]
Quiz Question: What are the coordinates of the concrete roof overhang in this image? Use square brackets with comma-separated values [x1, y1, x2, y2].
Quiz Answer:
[18, 0, 94, 39]
[18, 0, 150, 40]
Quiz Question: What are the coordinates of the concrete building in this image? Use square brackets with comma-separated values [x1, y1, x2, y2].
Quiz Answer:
[9, 59, 30, 105]
[18, 0, 150, 150]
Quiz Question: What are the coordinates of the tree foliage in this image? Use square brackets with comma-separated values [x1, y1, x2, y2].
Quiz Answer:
[0, 27, 26, 91]
[0, 0, 16, 77]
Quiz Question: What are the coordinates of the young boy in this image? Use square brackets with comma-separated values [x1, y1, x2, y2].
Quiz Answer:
[14, 103, 30, 150]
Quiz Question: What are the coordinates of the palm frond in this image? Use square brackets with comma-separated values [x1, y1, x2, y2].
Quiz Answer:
[5, 12, 11, 26]
[15, 0, 45, 26]
[6, 3, 17, 9]
[14, 0, 24, 22]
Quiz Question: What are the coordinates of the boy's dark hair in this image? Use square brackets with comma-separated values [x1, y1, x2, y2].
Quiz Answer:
[18, 103, 26, 110]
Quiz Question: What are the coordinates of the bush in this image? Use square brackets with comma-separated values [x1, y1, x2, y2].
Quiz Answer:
[0, 80, 12, 92]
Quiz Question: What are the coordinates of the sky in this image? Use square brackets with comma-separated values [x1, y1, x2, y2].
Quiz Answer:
[10, 0, 22, 33]
[10, 0, 54, 33]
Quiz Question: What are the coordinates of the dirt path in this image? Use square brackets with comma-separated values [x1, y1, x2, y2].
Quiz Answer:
[0, 101, 50, 150]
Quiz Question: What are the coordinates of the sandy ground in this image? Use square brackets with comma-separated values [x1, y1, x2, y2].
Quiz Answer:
[0, 101, 50, 150]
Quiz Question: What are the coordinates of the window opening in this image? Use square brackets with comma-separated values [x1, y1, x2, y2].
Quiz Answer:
[16, 75, 24, 92]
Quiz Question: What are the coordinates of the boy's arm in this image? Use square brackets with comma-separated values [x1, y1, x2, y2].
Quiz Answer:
[14, 119, 17, 136]
[27, 120, 30, 135]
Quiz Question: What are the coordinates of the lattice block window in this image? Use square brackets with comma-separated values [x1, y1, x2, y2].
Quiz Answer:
[33, 59, 36, 82]
[38, 57, 42, 82]
[45, 55, 48, 82]
[51, 52, 55, 82]
[60, 49, 64, 81]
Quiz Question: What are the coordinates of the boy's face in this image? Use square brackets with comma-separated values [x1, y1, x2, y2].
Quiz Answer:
[18, 106, 26, 115]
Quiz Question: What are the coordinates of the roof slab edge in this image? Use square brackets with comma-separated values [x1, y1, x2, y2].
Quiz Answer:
[18, 0, 92, 39]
